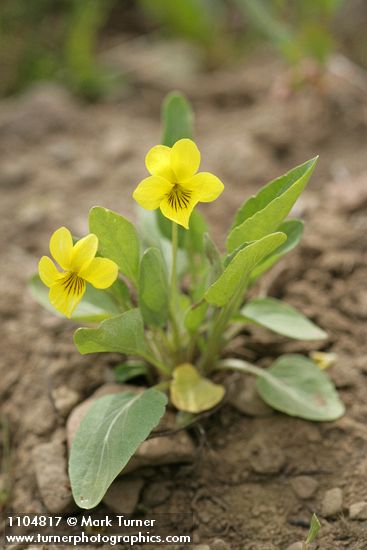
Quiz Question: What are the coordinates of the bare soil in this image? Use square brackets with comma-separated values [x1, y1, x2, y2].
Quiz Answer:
[1, 52, 367, 549]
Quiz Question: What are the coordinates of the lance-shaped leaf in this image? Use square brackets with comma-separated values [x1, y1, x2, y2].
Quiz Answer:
[74, 309, 149, 357]
[227, 157, 317, 251]
[249, 219, 304, 282]
[139, 247, 169, 327]
[162, 91, 194, 147]
[205, 232, 286, 307]
[69, 389, 167, 508]
[170, 364, 225, 413]
[29, 275, 122, 322]
[89, 207, 140, 286]
[256, 354, 345, 421]
[241, 297, 327, 340]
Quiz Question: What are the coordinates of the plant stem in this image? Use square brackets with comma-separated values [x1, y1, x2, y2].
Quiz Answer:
[216, 358, 264, 377]
[171, 222, 178, 304]
[200, 277, 249, 373]
[169, 222, 181, 362]
[142, 352, 170, 376]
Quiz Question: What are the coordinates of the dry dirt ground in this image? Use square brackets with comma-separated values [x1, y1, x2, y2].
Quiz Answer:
[1, 53, 367, 549]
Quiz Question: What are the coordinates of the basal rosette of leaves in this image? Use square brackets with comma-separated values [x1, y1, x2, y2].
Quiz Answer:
[29, 91, 344, 509]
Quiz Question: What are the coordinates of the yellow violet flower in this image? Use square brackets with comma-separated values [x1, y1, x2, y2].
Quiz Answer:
[133, 138, 224, 229]
[38, 227, 118, 318]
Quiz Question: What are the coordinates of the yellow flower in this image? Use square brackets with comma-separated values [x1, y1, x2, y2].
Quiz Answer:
[38, 227, 118, 318]
[133, 138, 224, 229]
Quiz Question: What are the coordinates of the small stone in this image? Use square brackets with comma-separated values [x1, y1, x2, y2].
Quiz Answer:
[290, 476, 318, 499]
[321, 488, 343, 518]
[143, 481, 171, 507]
[229, 377, 273, 417]
[52, 385, 81, 417]
[32, 441, 75, 513]
[349, 501, 367, 520]
[285, 543, 304, 550]
[193, 546, 210, 550]
[247, 435, 286, 475]
[211, 538, 231, 550]
[103, 477, 144, 514]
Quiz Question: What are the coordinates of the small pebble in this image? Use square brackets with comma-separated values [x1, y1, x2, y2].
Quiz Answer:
[290, 476, 318, 499]
[32, 441, 75, 513]
[247, 435, 286, 474]
[143, 481, 171, 507]
[349, 501, 367, 520]
[321, 487, 343, 518]
[229, 377, 273, 417]
[52, 385, 81, 417]
[103, 477, 144, 514]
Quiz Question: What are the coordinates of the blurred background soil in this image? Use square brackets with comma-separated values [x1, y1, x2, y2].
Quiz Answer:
[1, 1, 367, 548]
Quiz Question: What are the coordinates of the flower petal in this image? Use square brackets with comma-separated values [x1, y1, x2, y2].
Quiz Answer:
[145, 145, 174, 181]
[49, 273, 86, 318]
[160, 194, 198, 229]
[49, 226, 73, 270]
[184, 172, 224, 202]
[171, 139, 200, 181]
[133, 176, 172, 210]
[79, 257, 118, 289]
[39, 256, 61, 288]
[71, 234, 98, 273]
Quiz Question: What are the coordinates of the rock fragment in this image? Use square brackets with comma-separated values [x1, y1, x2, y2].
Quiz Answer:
[229, 376, 273, 417]
[349, 501, 367, 520]
[321, 487, 343, 518]
[247, 435, 286, 474]
[290, 476, 318, 499]
[32, 440, 75, 513]
[103, 477, 144, 514]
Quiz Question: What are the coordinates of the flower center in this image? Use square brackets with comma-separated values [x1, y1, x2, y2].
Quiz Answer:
[167, 185, 192, 211]
[61, 271, 84, 296]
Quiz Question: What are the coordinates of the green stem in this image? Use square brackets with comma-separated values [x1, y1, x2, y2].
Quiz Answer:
[217, 358, 264, 377]
[169, 222, 181, 362]
[171, 222, 178, 304]
[153, 380, 170, 393]
[142, 352, 170, 376]
[200, 277, 249, 373]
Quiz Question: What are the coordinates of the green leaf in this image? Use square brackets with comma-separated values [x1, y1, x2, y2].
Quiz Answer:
[114, 362, 150, 384]
[184, 300, 208, 332]
[256, 354, 345, 421]
[241, 297, 327, 340]
[249, 219, 304, 282]
[162, 91, 194, 147]
[89, 206, 140, 286]
[74, 309, 149, 357]
[29, 275, 122, 322]
[170, 364, 225, 413]
[139, 247, 169, 327]
[205, 232, 287, 307]
[69, 389, 167, 508]
[204, 233, 223, 279]
[227, 157, 317, 251]
[305, 513, 321, 545]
